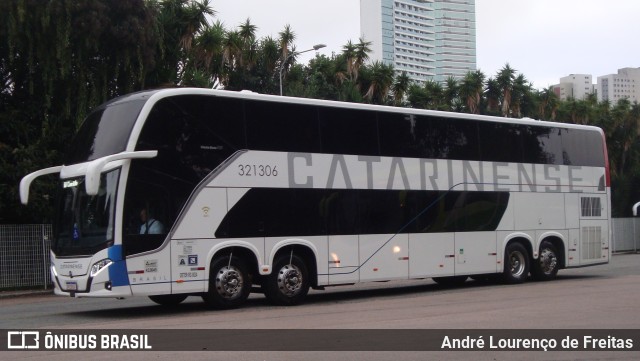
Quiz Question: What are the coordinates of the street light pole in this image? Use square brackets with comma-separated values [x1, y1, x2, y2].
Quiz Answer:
[279, 44, 326, 96]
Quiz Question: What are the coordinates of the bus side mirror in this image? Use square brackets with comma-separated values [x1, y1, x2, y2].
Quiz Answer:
[85, 151, 158, 196]
[20, 166, 63, 205]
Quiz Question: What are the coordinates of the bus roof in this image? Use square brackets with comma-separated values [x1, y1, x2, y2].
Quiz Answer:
[140, 87, 604, 135]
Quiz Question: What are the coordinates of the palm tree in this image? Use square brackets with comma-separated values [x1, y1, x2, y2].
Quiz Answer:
[342, 40, 357, 81]
[484, 78, 500, 115]
[353, 37, 372, 82]
[192, 21, 225, 78]
[278, 24, 296, 62]
[538, 86, 559, 121]
[392, 71, 411, 106]
[496, 63, 516, 117]
[237, 18, 258, 70]
[443, 76, 459, 111]
[510, 74, 529, 118]
[459, 70, 485, 114]
[238, 18, 257, 44]
[363, 61, 395, 104]
[424, 80, 445, 110]
[259, 36, 280, 75]
[178, 0, 214, 53]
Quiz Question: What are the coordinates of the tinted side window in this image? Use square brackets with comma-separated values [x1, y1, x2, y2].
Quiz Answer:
[378, 112, 421, 158]
[319, 107, 379, 156]
[562, 129, 605, 167]
[479, 122, 524, 163]
[522, 126, 563, 165]
[246, 101, 320, 153]
[216, 189, 328, 238]
[137, 96, 246, 181]
[413, 117, 481, 161]
[358, 190, 407, 234]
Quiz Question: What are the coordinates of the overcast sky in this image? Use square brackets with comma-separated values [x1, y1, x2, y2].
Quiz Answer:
[212, 0, 639, 89]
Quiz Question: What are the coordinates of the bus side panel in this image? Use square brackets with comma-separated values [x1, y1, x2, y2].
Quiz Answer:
[454, 232, 497, 275]
[127, 245, 172, 296]
[579, 220, 609, 265]
[513, 193, 566, 230]
[568, 229, 580, 266]
[172, 188, 227, 240]
[328, 235, 359, 284]
[359, 234, 408, 282]
[409, 233, 455, 278]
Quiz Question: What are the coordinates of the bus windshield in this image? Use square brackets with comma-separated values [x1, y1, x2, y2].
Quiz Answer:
[64, 98, 148, 165]
[52, 169, 120, 257]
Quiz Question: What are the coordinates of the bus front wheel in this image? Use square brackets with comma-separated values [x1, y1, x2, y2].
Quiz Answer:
[202, 255, 251, 309]
[502, 243, 530, 284]
[264, 253, 310, 306]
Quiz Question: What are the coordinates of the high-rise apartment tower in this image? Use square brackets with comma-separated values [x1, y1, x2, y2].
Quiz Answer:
[360, 0, 477, 84]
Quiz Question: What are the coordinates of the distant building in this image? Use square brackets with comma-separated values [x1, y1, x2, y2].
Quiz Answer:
[360, 0, 476, 84]
[552, 74, 594, 101]
[597, 67, 640, 104]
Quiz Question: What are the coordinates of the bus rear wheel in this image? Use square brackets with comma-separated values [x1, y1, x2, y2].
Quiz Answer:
[531, 241, 559, 281]
[202, 255, 251, 309]
[149, 294, 188, 306]
[502, 243, 530, 284]
[264, 253, 310, 306]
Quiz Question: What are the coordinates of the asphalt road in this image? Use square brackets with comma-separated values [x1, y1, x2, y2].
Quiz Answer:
[2, 253, 640, 360]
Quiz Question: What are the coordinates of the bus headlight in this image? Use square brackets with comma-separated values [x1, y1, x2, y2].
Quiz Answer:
[90, 259, 113, 277]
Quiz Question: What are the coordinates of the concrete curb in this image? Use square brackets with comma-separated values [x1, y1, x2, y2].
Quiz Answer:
[0, 289, 54, 299]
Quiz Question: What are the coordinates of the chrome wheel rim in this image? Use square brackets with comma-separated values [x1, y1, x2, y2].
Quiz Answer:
[215, 266, 244, 300]
[277, 264, 303, 297]
[509, 250, 526, 277]
[539, 248, 558, 275]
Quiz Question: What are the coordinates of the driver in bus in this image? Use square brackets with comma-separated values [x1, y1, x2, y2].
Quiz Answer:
[139, 208, 165, 234]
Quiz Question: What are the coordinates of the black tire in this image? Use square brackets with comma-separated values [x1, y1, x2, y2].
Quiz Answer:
[432, 276, 468, 287]
[264, 253, 310, 306]
[202, 255, 251, 309]
[502, 242, 530, 284]
[148, 294, 188, 306]
[531, 241, 560, 281]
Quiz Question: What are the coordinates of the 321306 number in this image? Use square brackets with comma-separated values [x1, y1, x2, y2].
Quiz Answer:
[238, 164, 279, 177]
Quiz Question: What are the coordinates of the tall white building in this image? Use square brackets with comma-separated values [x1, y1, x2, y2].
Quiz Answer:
[553, 74, 594, 101]
[597, 67, 640, 104]
[360, 0, 476, 84]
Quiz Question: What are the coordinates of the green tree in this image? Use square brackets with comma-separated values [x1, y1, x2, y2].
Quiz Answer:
[1, 0, 161, 223]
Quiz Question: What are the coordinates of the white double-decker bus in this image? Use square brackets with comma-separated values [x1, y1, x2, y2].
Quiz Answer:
[21, 88, 611, 308]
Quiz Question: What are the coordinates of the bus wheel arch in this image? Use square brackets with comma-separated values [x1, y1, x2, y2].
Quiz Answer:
[263, 245, 315, 306]
[502, 238, 531, 284]
[149, 294, 188, 307]
[532, 236, 563, 281]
